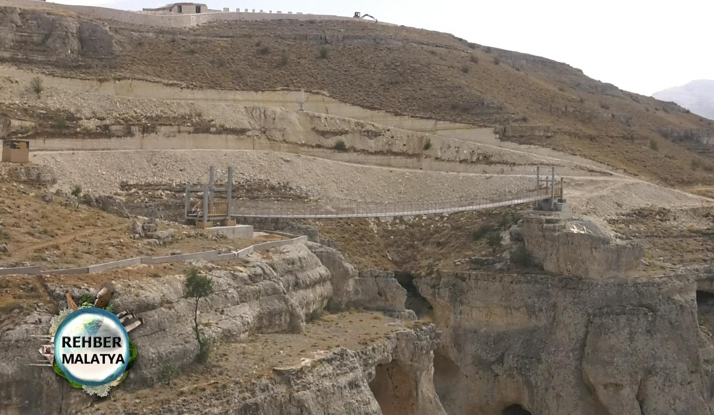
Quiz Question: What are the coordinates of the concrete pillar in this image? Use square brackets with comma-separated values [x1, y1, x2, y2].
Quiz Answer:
[244, 8, 248, 12]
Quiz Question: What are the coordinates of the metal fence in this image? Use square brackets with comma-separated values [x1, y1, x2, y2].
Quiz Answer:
[230, 188, 552, 219]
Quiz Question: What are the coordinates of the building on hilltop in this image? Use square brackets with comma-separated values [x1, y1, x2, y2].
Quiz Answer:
[142, 2, 208, 14]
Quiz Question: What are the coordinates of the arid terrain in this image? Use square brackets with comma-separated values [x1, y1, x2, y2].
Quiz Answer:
[2, 1, 714, 415]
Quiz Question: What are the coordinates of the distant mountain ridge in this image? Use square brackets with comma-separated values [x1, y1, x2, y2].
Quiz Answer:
[654, 80, 714, 121]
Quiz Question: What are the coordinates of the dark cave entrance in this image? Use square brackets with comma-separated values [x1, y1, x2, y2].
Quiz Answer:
[394, 271, 433, 319]
[697, 289, 714, 333]
[369, 360, 417, 415]
[503, 404, 533, 415]
[696, 290, 714, 303]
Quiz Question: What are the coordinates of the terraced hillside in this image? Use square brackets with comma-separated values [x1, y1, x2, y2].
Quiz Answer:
[0, 3, 713, 187]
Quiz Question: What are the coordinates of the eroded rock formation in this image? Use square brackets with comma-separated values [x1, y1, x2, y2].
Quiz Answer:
[0, 243, 439, 415]
[417, 271, 712, 415]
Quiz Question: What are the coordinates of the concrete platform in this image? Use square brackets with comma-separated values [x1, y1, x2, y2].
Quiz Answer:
[205, 224, 253, 239]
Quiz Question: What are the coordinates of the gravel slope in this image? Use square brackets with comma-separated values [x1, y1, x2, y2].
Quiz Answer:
[32, 149, 712, 218]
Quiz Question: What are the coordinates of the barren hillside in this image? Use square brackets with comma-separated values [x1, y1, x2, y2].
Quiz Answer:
[1, 5, 713, 186]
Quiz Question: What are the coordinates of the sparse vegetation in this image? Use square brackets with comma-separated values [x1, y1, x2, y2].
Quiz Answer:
[460, 64, 470, 73]
[472, 224, 495, 241]
[278, 52, 289, 67]
[498, 212, 519, 229]
[30, 77, 44, 97]
[511, 245, 537, 268]
[486, 232, 503, 253]
[184, 267, 214, 364]
[423, 139, 432, 151]
[493, 57, 500, 65]
[334, 140, 348, 152]
[600, 102, 610, 110]
[467, 42, 477, 49]
[160, 364, 180, 386]
[649, 139, 659, 152]
[470, 55, 478, 64]
[258, 45, 270, 55]
[54, 116, 67, 130]
[319, 46, 329, 59]
[71, 185, 82, 198]
[484, 46, 492, 53]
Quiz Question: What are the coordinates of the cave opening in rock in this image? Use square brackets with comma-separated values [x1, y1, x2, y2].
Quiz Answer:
[369, 360, 417, 415]
[394, 271, 433, 318]
[502, 404, 532, 415]
[697, 290, 714, 303]
[696, 290, 714, 332]
[433, 349, 461, 403]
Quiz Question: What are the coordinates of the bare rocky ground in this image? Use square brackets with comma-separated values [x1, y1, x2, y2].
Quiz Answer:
[29, 149, 713, 220]
[2, 5, 714, 414]
[0, 179, 282, 270]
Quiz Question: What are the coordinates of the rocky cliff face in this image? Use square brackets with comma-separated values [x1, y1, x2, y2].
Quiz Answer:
[0, 7, 114, 63]
[87, 326, 445, 415]
[0, 243, 443, 415]
[417, 271, 712, 415]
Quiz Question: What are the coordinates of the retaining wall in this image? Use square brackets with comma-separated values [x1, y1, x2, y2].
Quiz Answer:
[0, 266, 41, 276]
[1, 233, 305, 277]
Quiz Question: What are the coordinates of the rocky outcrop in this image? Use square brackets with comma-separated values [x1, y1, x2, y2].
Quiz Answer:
[86, 326, 445, 415]
[0, 242, 442, 414]
[307, 242, 414, 318]
[522, 214, 643, 279]
[0, 7, 114, 62]
[0, 243, 332, 413]
[417, 271, 713, 415]
[0, 164, 57, 186]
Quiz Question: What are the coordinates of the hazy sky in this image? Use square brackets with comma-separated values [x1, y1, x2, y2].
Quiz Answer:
[53, 0, 713, 96]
